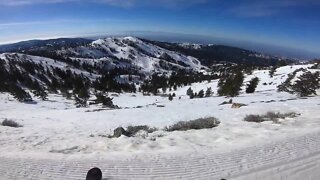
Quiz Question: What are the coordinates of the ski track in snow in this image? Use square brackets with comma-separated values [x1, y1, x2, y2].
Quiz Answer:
[1, 130, 320, 180]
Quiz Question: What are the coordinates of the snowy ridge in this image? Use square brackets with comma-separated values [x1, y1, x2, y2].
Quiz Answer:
[178, 42, 202, 49]
[0, 53, 99, 80]
[62, 37, 205, 74]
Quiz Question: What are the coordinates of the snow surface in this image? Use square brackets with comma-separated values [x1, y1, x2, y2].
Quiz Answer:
[0, 64, 319, 179]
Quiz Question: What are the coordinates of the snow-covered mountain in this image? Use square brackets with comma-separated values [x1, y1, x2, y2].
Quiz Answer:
[0, 37, 209, 97]
[0, 53, 98, 79]
[58, 37, 205, 74]
[0, 36, 297, 72]
[1, 36, 312, 103]
[0, 37, 206, 76]
[0, 37, 212, 102]
[142, 39, 296, 66]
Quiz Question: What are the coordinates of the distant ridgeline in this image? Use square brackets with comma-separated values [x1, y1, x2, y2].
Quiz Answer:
[141, 39, 293, 67]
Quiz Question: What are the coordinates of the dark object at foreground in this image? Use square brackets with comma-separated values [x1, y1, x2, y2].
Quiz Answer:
[113, 127, 131, 138]
[86, 167, 102, 180]
[111, 126, 157, 138]
[1, 119, 22, 128]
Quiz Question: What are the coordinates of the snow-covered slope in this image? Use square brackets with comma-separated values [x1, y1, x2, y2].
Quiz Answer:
[0, 53, 99, 79]
[0, 37, 208, 93]
[0, 64, 319, 155]
[0, 37, 207, 84]
[0, 53, 319, 179]
[60, 37, 205, 74]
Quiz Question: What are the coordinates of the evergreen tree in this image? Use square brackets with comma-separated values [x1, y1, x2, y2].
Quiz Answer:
[31, 80, 48, 100]
[269, 67, 276, 77]
[78, 87, 90, 100]
[74, 95, 87, 107]
[162, 86, 167, 93]
[186, 87, 193, 96]
[168, 94, 173, 101]
[9, 84, 33, 102]
[75, 87, 90, 107]
[173, 85, 177, 91]
[277, 68, 306, 93]
[61, 88, 72, 99]
[205, 87, 212, 97]
[95, 93, 116, 108]
[186, 87, 195, 99]
[218, 71, 244, 97]
[189, 92, 195, 99]
[198, 90, 204, 98]
[291, 71, 320, 97]
[277, 60, 288, 67]
[246, 77, 259, 94]
[33, 88, 48, 100]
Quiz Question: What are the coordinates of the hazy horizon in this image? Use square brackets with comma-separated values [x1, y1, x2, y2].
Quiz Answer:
[0, 31, 319, 60]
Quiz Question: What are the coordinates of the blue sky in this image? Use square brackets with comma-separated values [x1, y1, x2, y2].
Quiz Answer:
[0, 0, 320, 58]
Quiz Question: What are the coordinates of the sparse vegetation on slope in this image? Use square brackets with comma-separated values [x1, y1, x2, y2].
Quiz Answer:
[165, 117, 220, 132]
[278, 69, 320, 97]
[141, 39, 289, 67]
[292, 71, 320, 97]
[277, 68, 306, 93]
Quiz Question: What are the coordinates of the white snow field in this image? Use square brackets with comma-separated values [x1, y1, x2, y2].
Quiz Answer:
[0, 64, 320, 179]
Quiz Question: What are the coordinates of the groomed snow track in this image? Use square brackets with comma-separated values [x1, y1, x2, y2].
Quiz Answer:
[1, 131, 320, 180]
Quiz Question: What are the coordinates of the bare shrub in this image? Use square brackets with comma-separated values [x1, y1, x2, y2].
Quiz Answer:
[127, 125, 157, 135]
[165, 117, 220, 132]
[265, 112, 280, 121]
[110, 125, 157, 138]
[244, 112, 299, 123]
[1, 119, 22, 128]
[243, 115, 264, 123]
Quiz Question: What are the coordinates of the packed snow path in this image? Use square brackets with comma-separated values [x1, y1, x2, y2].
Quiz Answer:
[1, 131, 320, 180]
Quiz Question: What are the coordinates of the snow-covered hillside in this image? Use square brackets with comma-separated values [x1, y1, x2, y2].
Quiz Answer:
[0, 53, 99, 80]
[0, 37, 211, 103]
[60, 37, 205, 74]
[0, 63, 319, 179]
[0, 37, 207, 92]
